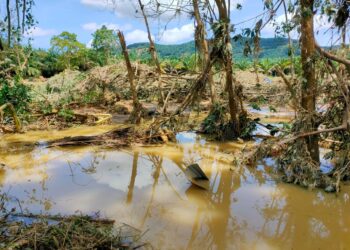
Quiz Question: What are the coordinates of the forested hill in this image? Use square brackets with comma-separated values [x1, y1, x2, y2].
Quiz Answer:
[127, 37, 299, 60]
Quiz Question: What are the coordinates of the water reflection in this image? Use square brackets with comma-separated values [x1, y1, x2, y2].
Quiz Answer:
[126, 152, 138, 204]
[1, 129, 350, 249]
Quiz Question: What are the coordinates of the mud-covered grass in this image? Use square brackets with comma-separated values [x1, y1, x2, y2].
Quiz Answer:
[2, 63, 288, 133]
[0, 194, 151, 250]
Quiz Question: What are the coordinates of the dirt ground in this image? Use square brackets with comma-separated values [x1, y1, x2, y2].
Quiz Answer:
[3, 64, 290, 133]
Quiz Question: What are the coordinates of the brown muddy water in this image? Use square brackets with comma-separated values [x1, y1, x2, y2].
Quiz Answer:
[1, 125, 350, 250]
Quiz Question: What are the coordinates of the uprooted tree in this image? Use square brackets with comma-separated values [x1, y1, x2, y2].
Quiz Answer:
[246, 0, 350, 191]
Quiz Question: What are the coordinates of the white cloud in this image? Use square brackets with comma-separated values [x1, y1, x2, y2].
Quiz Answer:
[261, 13, 333, 39]
[123, 19, 258, 45]
[158, 23, 194, 44]
[80, 0, 114, 10]
[125, 29, 152, 44]
[314, 15, 333, 31]
[81, 0, 191, 22]
[80, 0, 247, 31]
[86, 39, 93, 48]
[120, 23, 194, 45]
[261, 13, 294, 38]
[82, 22, 132, 32]
[81, 0, 139, 19]
[24, 27, 57, 37]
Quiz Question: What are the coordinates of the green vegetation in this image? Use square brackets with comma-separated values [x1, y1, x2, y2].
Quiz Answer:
[0, 78, 30, 113]
[50, 31, 92, 71]
[0, 34, 301, 82]
[1, 0, 350, 249]
[128, 37, 299, 60]
[91, 25, 120, 65]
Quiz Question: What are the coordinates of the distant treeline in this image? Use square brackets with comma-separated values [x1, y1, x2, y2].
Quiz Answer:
[128, 37, 300, 60]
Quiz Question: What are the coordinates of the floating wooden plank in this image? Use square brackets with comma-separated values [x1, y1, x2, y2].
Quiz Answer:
[185, 164, 210, 190]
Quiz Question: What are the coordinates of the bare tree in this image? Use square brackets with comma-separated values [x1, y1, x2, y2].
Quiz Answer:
[137, 0, 165, 107]
[0, 6, 4, 51]
[117, 30, 143, 124]
[22, 0, 26, 34]
[192, 0, 216, 104]
[214, 0, 242, 134]
[6, 0, 11, 47]
[15, 0, 21, 42]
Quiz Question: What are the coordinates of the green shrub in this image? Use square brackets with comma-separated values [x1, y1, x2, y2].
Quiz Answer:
[240, 115, 258, 139]
[201, 103, 228, 139]
[0, 78, 31, 113]
[58, 108, 74, 121]
[202, 103, 258, 140]
[234, 60, 252, 70]
[82, 90, 102, 104]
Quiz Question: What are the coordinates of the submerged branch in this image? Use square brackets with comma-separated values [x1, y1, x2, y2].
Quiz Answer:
[277, 125, 347, 147]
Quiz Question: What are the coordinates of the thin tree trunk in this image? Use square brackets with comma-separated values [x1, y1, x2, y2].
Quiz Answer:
[6, 0, 11, 47]
[341, 24, 346, 48]
[282, 0, 296, 82]
[300, 0, 319, 163]
[0, 37, 4, 51]
[126, 152, 138, 204]
[253, 58, 260, 84]
[192, 0, 216, 105]
[137, 0, 165, 106]
[215, 0, 241, 134]
[117, 31, 139, 108]
[0, 5, 4, 50]
[22, 0, 26, 34]
[225, 46, 240, 134]
[16, 0, 20, 41]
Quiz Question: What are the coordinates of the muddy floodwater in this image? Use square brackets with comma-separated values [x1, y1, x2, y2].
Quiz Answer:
[1, 125, 350, 250]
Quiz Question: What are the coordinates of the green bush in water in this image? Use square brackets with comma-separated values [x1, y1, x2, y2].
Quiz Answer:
[202, 103, 227, 137]
[239, 114, 258, 140]
[202, 103, 257, 140]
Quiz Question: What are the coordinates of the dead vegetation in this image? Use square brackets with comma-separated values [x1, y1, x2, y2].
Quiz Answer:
[0, 193, 151, 250]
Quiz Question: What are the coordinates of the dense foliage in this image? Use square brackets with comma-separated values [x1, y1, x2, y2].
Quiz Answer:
[0, 78, 31, 113]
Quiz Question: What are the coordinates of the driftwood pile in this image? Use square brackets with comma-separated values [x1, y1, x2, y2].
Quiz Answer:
[45, 125, 176, 148]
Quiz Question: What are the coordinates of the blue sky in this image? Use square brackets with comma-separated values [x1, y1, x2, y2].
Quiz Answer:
[27, 0, 336, 49]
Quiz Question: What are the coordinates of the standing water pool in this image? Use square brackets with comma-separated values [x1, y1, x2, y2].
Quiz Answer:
[0, 126, 350, 250]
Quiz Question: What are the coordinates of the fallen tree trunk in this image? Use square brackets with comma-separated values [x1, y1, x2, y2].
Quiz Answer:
[316, 43, 350, 74]
[244, 122, 349, 166]
[45, 126, 174, 148]
[46, 127, 132, 148]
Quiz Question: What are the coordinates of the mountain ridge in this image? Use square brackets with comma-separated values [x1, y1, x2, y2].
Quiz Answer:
[127, 37, 300, 60]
